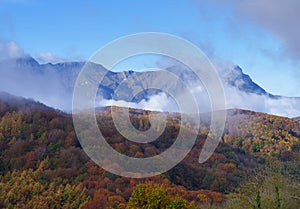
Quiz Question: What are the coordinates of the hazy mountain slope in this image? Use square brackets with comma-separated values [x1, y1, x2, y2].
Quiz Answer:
[0, 56, 270, 100]
[1, 57, 300, 117]
[0, 91, 59, 114]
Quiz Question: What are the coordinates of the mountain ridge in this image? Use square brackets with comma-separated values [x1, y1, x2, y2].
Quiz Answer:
[0, 91, 60, 114]
[1, 56, 300, 117]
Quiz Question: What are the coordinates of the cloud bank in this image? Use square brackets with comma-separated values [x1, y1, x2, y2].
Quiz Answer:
[96, 77, 300, 118]
[98, 92, 180, 113]
[96, 60, 300, 118]
[224, 85, 300, 118]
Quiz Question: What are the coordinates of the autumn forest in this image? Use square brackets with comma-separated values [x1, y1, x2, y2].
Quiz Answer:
[0, 96, 299, 208]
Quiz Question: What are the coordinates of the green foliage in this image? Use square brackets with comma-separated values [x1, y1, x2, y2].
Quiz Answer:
[202, 172, 215, 190]
[254, 191, 261, 209]
[0, 169, 90, 208]
[233, 137, 242, 147]
[0, 111, 25, 140]
[224, 160, 300, 209]
[127, 183, 199, 209]
[275, 185, 280, 209]
[252, 141, 264, 153]
[226, 110, 300, 156]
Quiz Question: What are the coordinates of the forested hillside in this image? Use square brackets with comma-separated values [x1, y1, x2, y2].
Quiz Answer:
[0, 100, 299, 208]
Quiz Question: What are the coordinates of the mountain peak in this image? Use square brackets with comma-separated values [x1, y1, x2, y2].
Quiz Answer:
[15, 56, 40, 67]
[222, 65, 268, 96]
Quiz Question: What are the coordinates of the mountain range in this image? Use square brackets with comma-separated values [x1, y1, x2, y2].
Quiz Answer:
[0, 57, 299, 208]
[0, 56, 299, 117]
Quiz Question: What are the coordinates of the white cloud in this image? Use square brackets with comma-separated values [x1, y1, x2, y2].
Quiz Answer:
[235, 0, 300, 58]
[97, 83, 300, 118]
[0, 41, 24, 59]
[204, 0, 300, 58]
[94, 59, 300, 118]
[98, 92, 179, 113]
[100, 59, 300, 118]
[225, 85, 300, 118]
[36, 52, 67, 64]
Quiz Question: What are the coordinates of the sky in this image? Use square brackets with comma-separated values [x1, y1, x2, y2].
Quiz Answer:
[0, 0, 300, 97]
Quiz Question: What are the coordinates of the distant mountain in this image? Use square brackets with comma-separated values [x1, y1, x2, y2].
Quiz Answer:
[0, 56, 299, 116]
[0, 56, 271, 98]
[223, 66, 268, 95]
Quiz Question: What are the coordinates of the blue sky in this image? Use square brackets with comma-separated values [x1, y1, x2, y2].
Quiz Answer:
[0, 0, 299, 97]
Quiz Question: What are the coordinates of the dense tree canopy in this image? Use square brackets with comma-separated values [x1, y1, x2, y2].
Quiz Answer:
[0, 102, 299, 208]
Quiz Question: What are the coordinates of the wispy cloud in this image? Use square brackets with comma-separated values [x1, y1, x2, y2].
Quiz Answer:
[237, 0, 300, 58]
[224, 85, 300, 118]
[97, 82, 300, 118]
[98, 92, 179, 113]
[0, 41, 25, 59]
[36, 52, 68, 64]
[203, 0, 300, 59]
